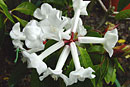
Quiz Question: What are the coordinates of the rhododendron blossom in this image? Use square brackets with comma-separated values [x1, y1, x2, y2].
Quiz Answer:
[10, 0, 118, 86]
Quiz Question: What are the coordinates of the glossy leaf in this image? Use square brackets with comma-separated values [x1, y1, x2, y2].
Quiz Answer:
[13, 2, 37, 16]
[87, 45, 105, 54]
[87, 30, 102, 37]
[0, 0, 7, 7]
[0, 3, 14, 23]
[13, 15, 28, 27]
[115, 9, 130, 20]
[78, 46, 93, 68]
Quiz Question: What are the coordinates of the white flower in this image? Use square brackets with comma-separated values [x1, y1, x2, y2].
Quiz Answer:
[65, 18, 87, 36]
[72, 0, 90, 15]
[23, 20, 45, 53]
[22, 51, 47, 75]
[39, 12, 70, 41]
[68, 42, 95, 85]
[10, 22, 25, 49]
[39, 45, 70, 86]
[78, 29, 118, 57]
[33, 3, 61, 20]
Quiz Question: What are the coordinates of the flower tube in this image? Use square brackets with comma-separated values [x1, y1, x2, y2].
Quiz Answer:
[39, 41, 65, 60]
[78, 29, 118, 57]
[39, 45, 70, 86]
[69, 42, 95, 85]
[22, 51, 47, 75]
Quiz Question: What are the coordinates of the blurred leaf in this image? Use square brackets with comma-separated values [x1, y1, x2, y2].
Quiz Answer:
[78, 46, 93, 68]
[0, 3, 14, 23]
[115, 9, 130, 20]
[114, 58, 124, 72]
[104, 62, 116, 84]
[65, 59, 74, 76]
[13, 15, 28, 27]
[13, 2, 37, 16]
[0, 0, 7, 7]
[87, 30, 102, 37]
[0, 14, 5, 48]
[88, 45, 104, 54]
[31, 69, 42, 87]
[8, 62, 28, 87]
[117, 0, 130, 11]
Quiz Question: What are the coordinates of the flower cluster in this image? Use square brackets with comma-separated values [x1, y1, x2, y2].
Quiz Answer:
[10, 0, 118, 86]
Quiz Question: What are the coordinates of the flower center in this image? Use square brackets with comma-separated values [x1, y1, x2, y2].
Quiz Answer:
[64, 32, 78, 45]
[50, 26, 57, 33]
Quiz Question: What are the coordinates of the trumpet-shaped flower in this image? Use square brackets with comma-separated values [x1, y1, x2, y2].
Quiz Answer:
[33, 3, 61, 20]
[78, 29, 118, 57]
[22, 51, 47, 75]
[67, 42, 95, 85]
[39, 11, 70, 41]
[23, 20, 45, 53]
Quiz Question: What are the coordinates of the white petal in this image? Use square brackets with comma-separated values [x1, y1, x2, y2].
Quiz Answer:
[22, 51, 47, 75]
[39, 68, 69, 86]
[12, 39, 24, 49]
[69, 67, 95, 85]
[70, 42, 81, 70]
[33, 8, 46, 20]
[39, 41, 65, 60]
[10, 22, 25, 40]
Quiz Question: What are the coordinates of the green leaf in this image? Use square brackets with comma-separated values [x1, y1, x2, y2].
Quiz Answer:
[0, 3, 14, 23]
[115, 9, 130, 20]
[114, 58, 124, 72]
[31, 69, 43, 87]
[0, 0, 7, 7]
[65, 59, 75, 76]
[8, 62, 28, 87]
[78, 46, 93, 68]
[117, 0, 130, 11]
[87, 30, 102, 37]
[87, 45, 105, 54]
[13, 2, 37, 16]
[104, 62, 116, 84]
[13, 15, 28, 27]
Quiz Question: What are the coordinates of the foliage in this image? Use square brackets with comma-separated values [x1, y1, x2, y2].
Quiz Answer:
[0, 0, 129, 87]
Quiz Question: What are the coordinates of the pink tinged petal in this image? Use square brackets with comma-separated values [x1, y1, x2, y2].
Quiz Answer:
[70, 42, 81, 70]
[22, 51, 47, 75]
[55, 45, 70, 71]
[39, 41, 65, 60]
[69, 67, 95, 85]
[78, 37, 105, 44]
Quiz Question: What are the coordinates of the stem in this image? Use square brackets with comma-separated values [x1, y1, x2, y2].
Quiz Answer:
[115, 78, 121, 87]
[70, 42, 81, 70]
[39, 41, 65, 60]
[72, 9, 80, 33]
[55, 45, 70, 71]
[78, 37, 105, 44]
